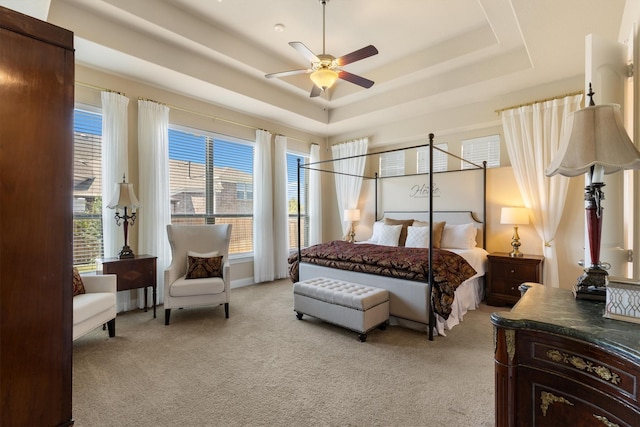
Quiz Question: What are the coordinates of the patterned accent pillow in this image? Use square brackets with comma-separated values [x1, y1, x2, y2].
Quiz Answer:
[72, 267, 85, 297]
[377, 224, 403, 246]
[186, 255, 224, 279]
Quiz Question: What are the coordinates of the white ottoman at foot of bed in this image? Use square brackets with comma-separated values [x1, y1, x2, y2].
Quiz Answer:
[293, 277, 390, 342]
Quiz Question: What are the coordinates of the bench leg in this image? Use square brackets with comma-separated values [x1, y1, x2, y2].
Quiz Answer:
[165, 308, 171, 325]
[358, 333, 367, 342]
[295, 311, 303, 320]
[224, 303, 229, 318]
[107, 319, 115, 337]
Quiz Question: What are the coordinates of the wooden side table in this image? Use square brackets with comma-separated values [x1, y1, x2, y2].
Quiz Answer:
[100, 254, 157, 318]
[486, 252, 543, 306]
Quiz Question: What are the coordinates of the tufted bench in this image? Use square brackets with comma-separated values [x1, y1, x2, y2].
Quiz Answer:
[293, 277, 389, 342]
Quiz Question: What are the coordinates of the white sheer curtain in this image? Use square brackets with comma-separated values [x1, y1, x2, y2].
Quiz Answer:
[253, 129, 274, 283]
[100, 92, 134, 312]
[273, 135, 289, 279]
[501, 94, 583, 287]
[308, 144, 322, 245]
[332, 138, 368, 236]
[137, 99, 172, 306]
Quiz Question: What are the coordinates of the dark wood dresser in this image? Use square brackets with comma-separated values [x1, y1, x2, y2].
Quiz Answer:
[491, 283, 640, 426]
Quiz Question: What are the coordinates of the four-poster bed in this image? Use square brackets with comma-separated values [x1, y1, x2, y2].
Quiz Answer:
[290, 134, 488, 340]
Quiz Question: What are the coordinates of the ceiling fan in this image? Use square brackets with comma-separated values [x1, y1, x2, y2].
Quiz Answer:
[265, 0, 378, 97]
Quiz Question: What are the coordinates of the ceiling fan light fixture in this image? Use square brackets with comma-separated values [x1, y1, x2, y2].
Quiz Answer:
[310, 68, 338, 90]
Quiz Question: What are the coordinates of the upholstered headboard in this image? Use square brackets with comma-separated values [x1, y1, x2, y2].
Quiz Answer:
[381, 210, 485, 248]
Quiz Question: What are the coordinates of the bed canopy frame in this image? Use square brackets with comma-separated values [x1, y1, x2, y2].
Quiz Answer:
[296, 133, 487, 340]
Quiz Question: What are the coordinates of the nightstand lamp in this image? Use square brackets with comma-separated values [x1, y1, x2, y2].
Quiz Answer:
[343, 208, 360, 243]
[500, 207, 529, 257]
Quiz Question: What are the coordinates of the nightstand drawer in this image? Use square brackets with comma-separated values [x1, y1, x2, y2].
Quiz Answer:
[492, 262, 539, 281]
[493, 279, 524, 298]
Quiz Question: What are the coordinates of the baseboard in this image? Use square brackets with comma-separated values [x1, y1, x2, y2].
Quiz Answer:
[231, 278, 254, 289]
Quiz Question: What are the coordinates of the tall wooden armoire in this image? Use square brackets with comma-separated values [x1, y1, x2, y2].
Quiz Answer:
[0, 6, 74, 426]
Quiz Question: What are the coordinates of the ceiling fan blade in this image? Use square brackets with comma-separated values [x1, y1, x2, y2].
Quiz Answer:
[289, 41, 320, 63]
[338, 71, 374, 89]
[335, 45, 378, 66]
[310, 84, 322, 98]
[265, 69, 311, 79]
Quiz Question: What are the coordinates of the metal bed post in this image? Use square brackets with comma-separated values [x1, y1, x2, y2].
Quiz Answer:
[428, 133, 435, 341]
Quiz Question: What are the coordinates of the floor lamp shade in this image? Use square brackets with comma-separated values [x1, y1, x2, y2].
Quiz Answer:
[546, 85, 640, 300]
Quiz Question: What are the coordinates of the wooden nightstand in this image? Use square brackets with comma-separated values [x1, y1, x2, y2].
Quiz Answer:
[486, 252, 543, 306]
[100, 255, 157, 318]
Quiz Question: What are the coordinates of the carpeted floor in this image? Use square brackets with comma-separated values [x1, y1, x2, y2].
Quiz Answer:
[73, 279, 506, 426]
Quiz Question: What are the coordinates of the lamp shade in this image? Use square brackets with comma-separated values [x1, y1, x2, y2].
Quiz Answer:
[546, 104, 640, 178]
[343, 208, 360, 222]
[500, 207, 529, 225]
[310, 68, 338, 90]
[107, 181, 140, 209]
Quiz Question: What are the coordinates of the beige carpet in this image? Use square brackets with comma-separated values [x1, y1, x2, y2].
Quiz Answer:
[73, 279, 506, 426]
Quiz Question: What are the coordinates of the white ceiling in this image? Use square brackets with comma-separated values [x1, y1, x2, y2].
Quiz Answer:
[6, 0, 629, 138]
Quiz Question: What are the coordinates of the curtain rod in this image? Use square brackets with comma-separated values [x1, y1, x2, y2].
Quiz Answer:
[75, 81, 309, 145]
[495, 89, 584, 114]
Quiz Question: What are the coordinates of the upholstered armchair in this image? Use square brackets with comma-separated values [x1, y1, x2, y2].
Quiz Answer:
[73, 273, 117, 341]
[164, 224, 232, 325]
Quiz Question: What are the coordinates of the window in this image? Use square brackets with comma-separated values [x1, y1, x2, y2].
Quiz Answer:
[168, 126, 254, 256]
[73, 108, 104, 271]
[287, 152, 309, 250]
[461, 135, 500, 169]
[417, 143, 449, 173]
[379, 151, 404, 177]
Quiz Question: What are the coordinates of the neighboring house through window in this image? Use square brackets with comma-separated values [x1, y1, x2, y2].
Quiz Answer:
[73, 107, 104, 271]
[168, 126, 254, 256]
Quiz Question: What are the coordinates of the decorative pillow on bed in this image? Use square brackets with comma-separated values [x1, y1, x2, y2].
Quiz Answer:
[404, 226, 430, 248]
[411, 220, 446, 248]
[368, 221, 384, 243]
[383, 218, 414, 246]
[441, 223, 478, 249]
[185, 250, 223, 279]
[377, 224, 403, 246]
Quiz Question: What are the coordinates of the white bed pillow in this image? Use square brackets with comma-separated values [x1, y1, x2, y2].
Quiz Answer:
[377, 224, 403, 246]
[369, 221, 384, 243]
[441, 223, 477, 249]
[404, 226, 430, 248]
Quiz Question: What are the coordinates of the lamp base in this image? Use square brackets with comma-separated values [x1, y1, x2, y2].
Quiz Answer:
[119, 245, 135, 259]
[572, 267, 608, 301]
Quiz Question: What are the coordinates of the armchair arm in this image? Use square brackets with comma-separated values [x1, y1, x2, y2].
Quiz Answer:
[81, 274, 117, 294]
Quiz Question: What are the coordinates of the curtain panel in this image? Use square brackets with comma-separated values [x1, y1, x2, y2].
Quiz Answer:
[309, 144, 322, 245]
[332, 138, 368, 237]
[501, 94, 583, 287]
[273, 135, 289, 279]
[137, 99, 172, 307]
[253, 129, 274, 283]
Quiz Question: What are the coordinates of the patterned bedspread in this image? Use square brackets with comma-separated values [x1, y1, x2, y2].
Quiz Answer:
[288, 240, 477, 319]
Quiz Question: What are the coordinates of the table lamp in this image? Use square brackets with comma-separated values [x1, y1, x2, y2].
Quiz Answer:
[107, 174, 140, 259]
[343, 208, 360, 243]
[546, 84, 640, 300]
[500, 207, 529, 257]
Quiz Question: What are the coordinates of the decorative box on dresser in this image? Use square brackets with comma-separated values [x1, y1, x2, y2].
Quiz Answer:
[0, 6, 74, 426]
[491, 283, 640, 427]
[486, 253, 544, 306]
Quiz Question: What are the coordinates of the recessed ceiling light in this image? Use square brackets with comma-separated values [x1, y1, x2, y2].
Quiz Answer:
[274, 23, 285, 32]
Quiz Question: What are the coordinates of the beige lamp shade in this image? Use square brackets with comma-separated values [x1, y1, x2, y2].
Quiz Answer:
[546, 104, 640, 179]
[500, 207, 529, 225]
[107, 181, 140, 209]
[343, 208, 361, 222]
